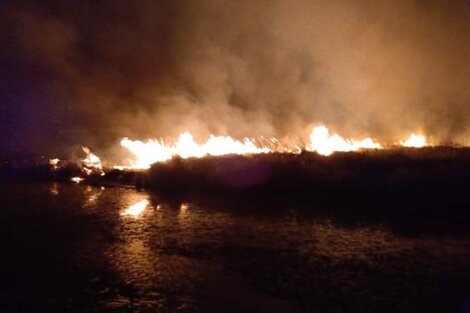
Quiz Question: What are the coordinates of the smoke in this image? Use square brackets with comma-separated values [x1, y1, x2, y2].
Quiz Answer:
[1, 0, 470, 157]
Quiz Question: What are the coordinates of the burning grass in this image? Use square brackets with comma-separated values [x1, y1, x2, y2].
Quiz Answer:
[3, 146, 470, 195]
[2, 147, 469, 218]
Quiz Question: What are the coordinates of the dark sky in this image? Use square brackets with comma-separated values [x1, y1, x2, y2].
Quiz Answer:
[1, 0, 470, 159]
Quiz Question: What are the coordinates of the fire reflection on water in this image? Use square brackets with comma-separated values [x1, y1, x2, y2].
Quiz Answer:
[179, 203, 189, 219]
[71, 186, 469, 312]
[0, 180, 468, 312]
[105, 191, 207, 305]
[84, 185, 103, 208]
[49, 182, 59, 196]
[121, 199, 149, 218]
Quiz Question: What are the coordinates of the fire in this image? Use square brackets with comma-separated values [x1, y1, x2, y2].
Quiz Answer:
[68, 126, 434, 171]
[307, 126, 381, 156]
[119, 132, 270, 169]
[71, 176, 84, 183]
[401, 133, 427, 148]
[49, 158, 60, 170]
[81, 146, 104, 175]
[114, 127, 434, 169]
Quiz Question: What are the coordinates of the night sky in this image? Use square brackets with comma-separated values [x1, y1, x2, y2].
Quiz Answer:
[1, 0, 470, 159]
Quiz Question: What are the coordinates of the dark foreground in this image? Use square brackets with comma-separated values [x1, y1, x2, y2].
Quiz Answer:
[0, 181, 469, 313]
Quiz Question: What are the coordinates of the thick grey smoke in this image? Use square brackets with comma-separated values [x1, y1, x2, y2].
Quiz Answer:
[1, 0, 470, 158]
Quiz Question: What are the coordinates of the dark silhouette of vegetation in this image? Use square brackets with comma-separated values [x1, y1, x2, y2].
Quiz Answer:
[2, 147, 469, 212]
[143, 147, 468, 189]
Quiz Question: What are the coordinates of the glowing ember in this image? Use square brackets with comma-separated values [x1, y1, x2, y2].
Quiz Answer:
[71, 177, 84, 183]
[401, 133, 427, 148]
[50, 182, 59, 196]
[81, 146, 104, 175]
[307, 126, 381, 156]
[119, 132, 270, 169]
[121, 199, 149, 217]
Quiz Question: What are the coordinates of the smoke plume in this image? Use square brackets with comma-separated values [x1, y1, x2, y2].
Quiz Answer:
[1, 0, 470, 158]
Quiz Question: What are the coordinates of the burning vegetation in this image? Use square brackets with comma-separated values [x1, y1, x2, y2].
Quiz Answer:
[80, 146, 104, 176]
[114, 126, 428, 170]
[2, 125, 454, 196]
[1, 124, 465, 194]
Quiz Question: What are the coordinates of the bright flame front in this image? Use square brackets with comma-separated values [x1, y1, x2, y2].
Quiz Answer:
[114, 127, 434, 169]
[401, 133, 427, 148]
[119, 132, 270, 169]
[307, 126, 381, 156]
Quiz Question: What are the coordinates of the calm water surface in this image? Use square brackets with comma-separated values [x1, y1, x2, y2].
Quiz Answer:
[0, 182, 469, 312]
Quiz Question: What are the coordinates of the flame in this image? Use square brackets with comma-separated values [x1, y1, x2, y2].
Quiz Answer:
[49, 158, 68, 171]
[70, 126, 435, 171]
[121, 199, 149, 217]
[81, 146, 104, 175]
[119, 132, 270, 169]
[49, 158, 59, 168]
[401, 133, 427, 148]
[116, 127, 392, 168]
[71, 176, 84, 183]
[307, 126, 381, 156]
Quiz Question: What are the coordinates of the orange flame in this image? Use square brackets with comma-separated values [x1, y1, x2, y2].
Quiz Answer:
[119, 132, 270, 169]
[307, 126, 381, 156]
[400, 133, 427, 148]
[73, 127, 432, 171]
[115, 126, 387, 169]
[81, 146, 104, 175]
[71, 176, 84, 183]
[49, 158, 60, 170]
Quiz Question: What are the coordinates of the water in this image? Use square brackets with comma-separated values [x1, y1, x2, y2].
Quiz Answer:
[0, 181, 469, 312]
